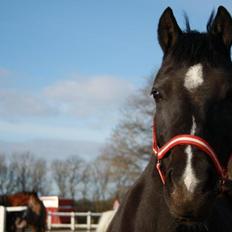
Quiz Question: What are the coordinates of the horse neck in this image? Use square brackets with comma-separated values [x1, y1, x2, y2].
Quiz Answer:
[114, 157, 166, 229]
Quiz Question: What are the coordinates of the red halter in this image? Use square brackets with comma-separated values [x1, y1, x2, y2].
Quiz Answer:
[152, 124, 229, 185]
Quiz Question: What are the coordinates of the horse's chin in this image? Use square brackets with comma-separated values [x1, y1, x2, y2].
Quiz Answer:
[168, 204, 212, 226]
[164, 183, 217, 226]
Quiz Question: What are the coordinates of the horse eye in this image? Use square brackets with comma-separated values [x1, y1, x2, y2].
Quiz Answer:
[151, 90, 162, 102]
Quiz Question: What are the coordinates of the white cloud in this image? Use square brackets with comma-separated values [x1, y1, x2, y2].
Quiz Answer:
[43, 75, 134, 117]
[0, 90, 57, 118]
[0, 75, 135, 142]
[0, 75, 134, 120]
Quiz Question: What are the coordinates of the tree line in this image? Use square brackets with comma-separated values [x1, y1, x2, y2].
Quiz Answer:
[0, 151, 112, 200]
[0, 148, 143, 201]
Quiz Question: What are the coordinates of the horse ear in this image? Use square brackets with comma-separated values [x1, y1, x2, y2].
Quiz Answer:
[210, 6, 232, 49]
[158, 7, 182, 53]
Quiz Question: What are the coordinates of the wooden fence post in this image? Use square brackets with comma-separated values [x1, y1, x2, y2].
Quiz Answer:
[87, 211, 91, 230]
[0, 206, 6, 232]
[71, 212, 75, 231]
[47, 212, 52, 231]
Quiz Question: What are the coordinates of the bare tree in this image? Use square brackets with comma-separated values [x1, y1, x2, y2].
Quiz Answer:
[9, 152, 49, 194]
[0, 153, 17, 194]
[111, 78, 155, 164]
[31, 159, 50, 195]
[10, 152, 35, 192]
[51, 155, 85, 198]
[90, 155, 112, 201]
[66, 156, 85, 199]
[97, 77, 155, 198]
[108, 153, 140, 197]
[79, 164, 92, 199]
[51, 159, 69, 197]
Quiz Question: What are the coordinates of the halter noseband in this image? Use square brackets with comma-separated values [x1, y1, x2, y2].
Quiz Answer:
[152, 124, 229, 185]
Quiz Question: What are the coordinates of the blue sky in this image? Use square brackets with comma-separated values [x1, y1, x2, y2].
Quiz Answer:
[0, 0, 231, 160]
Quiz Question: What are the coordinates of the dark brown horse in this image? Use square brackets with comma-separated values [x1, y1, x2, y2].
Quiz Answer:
[108, 5, 232, 232]
[0, 192, 47, 232]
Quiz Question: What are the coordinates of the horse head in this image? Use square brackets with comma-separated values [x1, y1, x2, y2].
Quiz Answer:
[152, 6, 232, 223]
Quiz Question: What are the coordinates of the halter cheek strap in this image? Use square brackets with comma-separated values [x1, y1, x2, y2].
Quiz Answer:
[152, 125, 229, 185]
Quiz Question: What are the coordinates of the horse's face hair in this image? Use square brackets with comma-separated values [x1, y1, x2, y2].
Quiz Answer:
[152, 6, 232, 223]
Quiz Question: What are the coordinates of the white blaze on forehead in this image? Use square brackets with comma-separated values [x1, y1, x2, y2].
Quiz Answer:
[184, 64, 203, 91]
[183, 117, 199, 192]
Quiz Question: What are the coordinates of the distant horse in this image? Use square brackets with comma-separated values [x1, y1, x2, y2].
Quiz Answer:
[108, 6, 232, 232]
[0, 191, 47, 232]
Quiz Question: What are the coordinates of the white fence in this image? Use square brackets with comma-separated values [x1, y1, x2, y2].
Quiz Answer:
[47, 211, 102, 231]
[0, 206, 27, 232]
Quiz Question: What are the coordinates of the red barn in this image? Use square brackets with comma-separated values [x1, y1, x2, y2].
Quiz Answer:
[40, 196, 75, 223]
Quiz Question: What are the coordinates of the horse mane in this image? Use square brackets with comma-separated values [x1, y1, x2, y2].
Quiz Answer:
[166, 11, 231, 67]
[167, 32, 230, 66]
[183, 12, 191, 32]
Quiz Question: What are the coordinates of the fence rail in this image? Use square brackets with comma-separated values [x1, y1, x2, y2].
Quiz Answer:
[47, 211, 102, 231]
